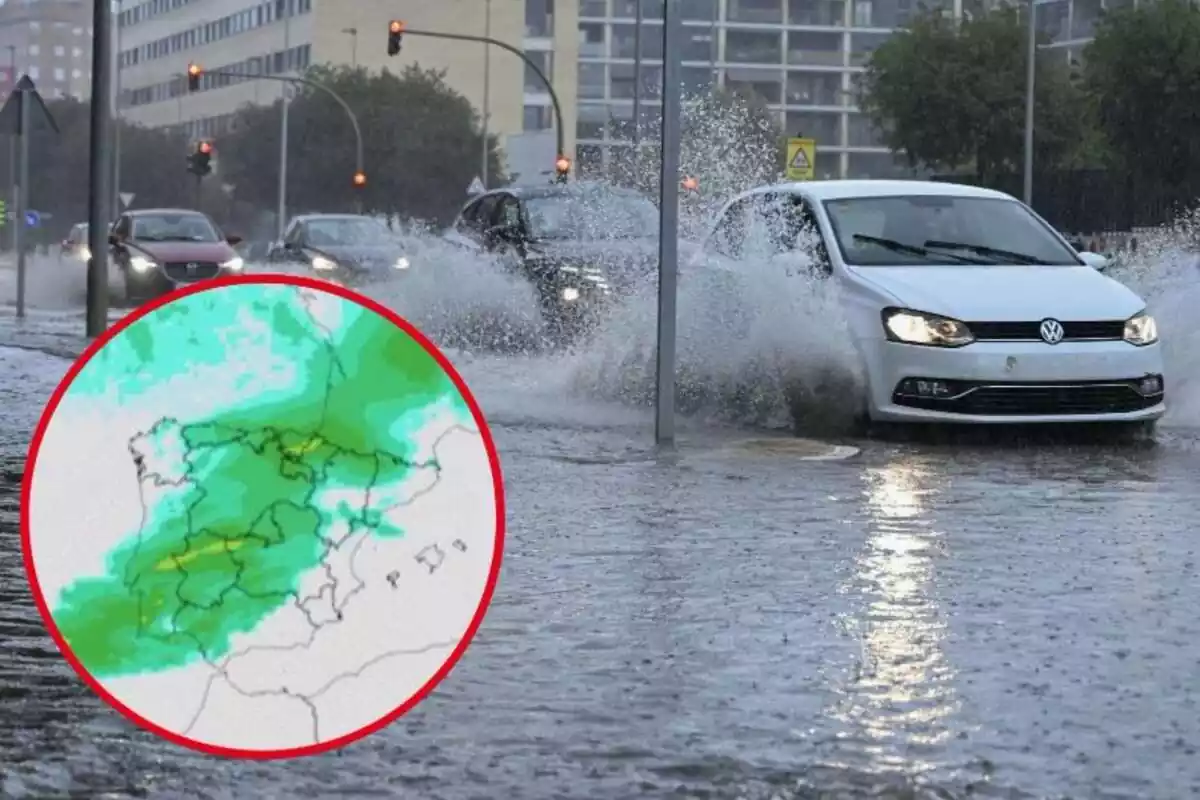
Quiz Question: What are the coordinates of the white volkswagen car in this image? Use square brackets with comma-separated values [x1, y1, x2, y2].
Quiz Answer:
[692, 180, 1165, 429]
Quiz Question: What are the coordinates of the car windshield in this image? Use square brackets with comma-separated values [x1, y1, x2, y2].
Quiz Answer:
[132, 213, 219, 242]
[305, 217, 393, 246]
[822, 195, 1082, 266]
[525, 192, 658, 240]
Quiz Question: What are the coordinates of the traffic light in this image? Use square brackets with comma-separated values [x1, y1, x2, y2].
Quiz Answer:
[387, 20, 405, 56]
[681, 176, 699, 192]
[553, 156, 570, 184]
[187, 140, 213, 177]
[352, 170, 366, 188]
[186, 62, 202, 92]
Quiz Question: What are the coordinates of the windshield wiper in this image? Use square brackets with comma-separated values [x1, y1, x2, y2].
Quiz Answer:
[852, 234, 989, 264]
[923, 240, 1052, 265]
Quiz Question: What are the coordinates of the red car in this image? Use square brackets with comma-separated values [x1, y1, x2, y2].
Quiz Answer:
[108, 208, 244, 303]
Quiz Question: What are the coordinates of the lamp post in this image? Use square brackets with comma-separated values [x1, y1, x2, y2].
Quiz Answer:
[341, 27, 358, 67]
[481, 0, 492, 190]
[277, 11, 291, 240]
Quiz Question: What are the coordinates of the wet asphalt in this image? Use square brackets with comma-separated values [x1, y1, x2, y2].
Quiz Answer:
[2, 275, 1200, 799]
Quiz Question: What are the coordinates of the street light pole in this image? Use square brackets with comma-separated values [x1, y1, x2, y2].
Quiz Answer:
[113, 0, 123, 214]
[655, 0, 682, 446]
[481, 0, 491, 190]
[341, 27, 358, 67]
[277, 10, 291, 240]
[86, 0, 114, 338]
[1022, 0, 1037, 205]
[632, 0, 643, 150]
[7, 45, 15, 253]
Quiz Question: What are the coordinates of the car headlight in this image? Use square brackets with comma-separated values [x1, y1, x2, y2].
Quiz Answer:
[882, 308, 974, 347]
[1123, 311, 1158, 346]
[393, 256, 410, 270]
[78, 246, 91, 261]
[562, 287, 581, 302]
[221, 256, 244, 271]
[311, 255, 338, 271]
[129, 255, 157, 273]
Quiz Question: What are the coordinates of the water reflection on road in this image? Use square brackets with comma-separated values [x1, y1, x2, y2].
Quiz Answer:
[1, 337, 1200, 798]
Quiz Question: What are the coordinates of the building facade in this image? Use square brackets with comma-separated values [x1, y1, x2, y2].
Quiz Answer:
[0, 0, 93, 101]
[115, 0, 578, 168]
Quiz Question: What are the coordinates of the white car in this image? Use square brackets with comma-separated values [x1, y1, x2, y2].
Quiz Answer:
[691, 179, 1166, 429]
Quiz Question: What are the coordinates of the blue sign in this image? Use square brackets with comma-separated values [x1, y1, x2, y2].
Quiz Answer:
[24, 210, 39, 227]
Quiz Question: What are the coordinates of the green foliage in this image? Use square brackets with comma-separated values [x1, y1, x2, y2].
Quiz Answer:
[858, 8, 1088, 180]
[218, 65, 505, 226]
[1083, 0, 1200, 194]
[0, 98, 195, 241]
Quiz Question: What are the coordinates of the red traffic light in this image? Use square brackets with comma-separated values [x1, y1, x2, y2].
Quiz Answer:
[389, 20, 404, 33]
[352, 171, 366, 187]
[681, 176, 699, 191]
[198, 140, 213, 154]
[387, 20, 405, 56]
[554, 156, 570, 173]
[186, 62, 202, 91]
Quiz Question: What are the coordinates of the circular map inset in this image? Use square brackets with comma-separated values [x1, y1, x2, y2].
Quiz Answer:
[21, 275, 505, 758]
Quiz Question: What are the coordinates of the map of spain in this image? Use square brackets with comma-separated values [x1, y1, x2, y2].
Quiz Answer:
[22, 278, 503, 756]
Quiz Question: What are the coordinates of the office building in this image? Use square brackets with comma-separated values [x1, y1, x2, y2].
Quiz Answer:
[116, 0, 579, 168]
[0, 0, 93, 101]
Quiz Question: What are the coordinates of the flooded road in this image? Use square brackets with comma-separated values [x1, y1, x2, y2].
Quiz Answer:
[2, 305, 1200, 799]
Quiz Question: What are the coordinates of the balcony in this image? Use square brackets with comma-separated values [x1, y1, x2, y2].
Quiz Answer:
[726, 29, 783, 64]
[786, 70, 843, 106]
[724, 67, 784, 104]
[787, 31, 845, 66]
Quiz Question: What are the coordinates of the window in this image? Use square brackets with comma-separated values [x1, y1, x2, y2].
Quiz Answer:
[54, 46, 65, 57]
[683, 0, 717, 20]
[789, 0, 845, 25]
[581, 0, 607, 17]
[787, 31, 843, 66]
[523, 104, 553, 130]
[822, 196, 1081, 267]
[577, 104, 607, 140]
[724, 67, 783, 104]
[54, 68, 65, 82]
[849, 0, 908, 28]
[30, 21, 41, 31]
[526, 0, 554, 37]
[28, 67, 39, 80]
[682, 28, 716, 61]
[847, 113, 884, 147]
[726, 29, 782, 63]
[728, 0, 783, 24]
[682, 66, 714, 95]
[614, 0, 663, 16]
[72, 47, 82, 58]
[785, 111, 840, 145]
[524, 191, 658, 240]
[578, 62, 606, 98]
[786, 71, 842, 106]
[28, 45, 40, 56]
[72, 68, 82, 79]
[524, 50, 553, 92]
[579, 22, 605, 57]
[612, 22, 663, 58]
[849, 32, 890, 66]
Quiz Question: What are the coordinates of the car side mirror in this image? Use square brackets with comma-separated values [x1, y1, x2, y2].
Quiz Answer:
[226, 234, 243, 245]
[1078, 251, 1108, 271]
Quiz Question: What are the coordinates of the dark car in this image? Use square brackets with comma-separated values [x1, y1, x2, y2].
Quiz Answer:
[60, 222, 89, 263]
[267, 214, 411, 286]
[108, 208, 244, 303]
[447, 182, 661, 341]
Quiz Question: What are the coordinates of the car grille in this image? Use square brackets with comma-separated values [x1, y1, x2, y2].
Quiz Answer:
[969, 320, 1125, 341]
[893, 378, 1164, 416]
[164, 261, 220, 282]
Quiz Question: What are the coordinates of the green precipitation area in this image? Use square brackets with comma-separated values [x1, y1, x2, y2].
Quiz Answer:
[48, 284, 471, 680]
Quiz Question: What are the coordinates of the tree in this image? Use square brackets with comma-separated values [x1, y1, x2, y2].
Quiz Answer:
[0, 98, 196, 243]
[1083, 0, 1200, 203]
[858, 8, 1088, 181]
[217, 65, 506, 227]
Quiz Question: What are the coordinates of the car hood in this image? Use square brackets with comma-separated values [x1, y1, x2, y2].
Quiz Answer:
[133, 240, 236, 262]
[313, 243, 407, 270]
[846, 264, 1147, 321]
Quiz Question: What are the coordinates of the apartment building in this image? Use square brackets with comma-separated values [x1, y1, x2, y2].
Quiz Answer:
[0, 0, 93, 101]
[116, 0, 578, 163]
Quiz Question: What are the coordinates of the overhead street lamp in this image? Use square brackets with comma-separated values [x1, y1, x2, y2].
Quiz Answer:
[1023, 0, 1069, 206]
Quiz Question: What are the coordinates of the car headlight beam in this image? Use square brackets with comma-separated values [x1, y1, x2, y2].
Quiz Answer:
[221, 256, 245, 271]
[393, 256, 410, 270]
[882, 308, 974, 348]
[129, 255, 157, 273]
[1123, 311, 1158, 346]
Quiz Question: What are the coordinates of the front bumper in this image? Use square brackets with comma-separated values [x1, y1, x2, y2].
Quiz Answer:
[864, 338, 1167, 424]
[126, 264, 241, 298]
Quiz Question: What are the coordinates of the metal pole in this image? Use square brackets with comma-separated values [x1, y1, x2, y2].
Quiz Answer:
[113, 0, 123, 214]
[14, 88, 27, 318]
[632, 0, 643, 150]
[7, 46, 15, 254]
[655, 0, 682, 446]
[276, 9, 291, 240]
[86, 0, 114, 338]
[481, 0, 491, 189]
[1022, 0, 1036, 205]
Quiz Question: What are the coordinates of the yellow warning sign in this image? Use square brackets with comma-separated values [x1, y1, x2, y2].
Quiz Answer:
[786, 137, 816, 181]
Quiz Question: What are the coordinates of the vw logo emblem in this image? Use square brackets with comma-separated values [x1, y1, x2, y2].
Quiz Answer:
[186, 262, 198, 273]
[1039, 318, 1065, 344]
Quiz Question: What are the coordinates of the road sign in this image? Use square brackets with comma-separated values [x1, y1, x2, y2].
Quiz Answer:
[24, 210, 39, 227]
[786, 137, 816, 181]
[0, 74, 58, 135]
[466, 176, 485, 195]
[119, 192, 135, 208]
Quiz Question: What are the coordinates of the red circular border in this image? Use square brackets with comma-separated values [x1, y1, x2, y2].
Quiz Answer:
[19, 274, 507, 760]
